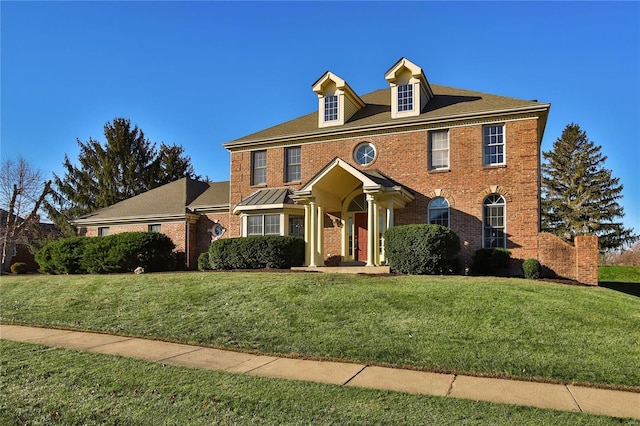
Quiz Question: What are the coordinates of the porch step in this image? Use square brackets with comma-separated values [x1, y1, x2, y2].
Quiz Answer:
[291, 266, 391, 275]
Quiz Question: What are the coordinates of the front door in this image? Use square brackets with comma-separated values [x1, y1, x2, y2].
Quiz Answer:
[354, 213, 368, 262]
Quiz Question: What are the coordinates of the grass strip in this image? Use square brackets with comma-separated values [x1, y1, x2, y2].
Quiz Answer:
[1, 272, 639, 387]
[0, 340, 633, 425]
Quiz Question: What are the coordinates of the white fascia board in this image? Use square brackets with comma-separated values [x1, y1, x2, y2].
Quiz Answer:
[70, 213, 195, 226]
[222, 104, 551, 151]
[232, 203, 304, 215]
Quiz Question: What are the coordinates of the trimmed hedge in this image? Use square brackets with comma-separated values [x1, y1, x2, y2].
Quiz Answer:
[384, 224, 462, 275]
[198, 252, 212, 271]
[35, 232, 176, 274]
[208, 236, 304, 270]
[522, 258, 541, 279]
[471, 248, 512, 276]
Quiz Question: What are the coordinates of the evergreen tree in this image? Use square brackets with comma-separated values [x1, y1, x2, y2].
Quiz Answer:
[541, 123, 637, 251]
[51, 118, 198, 222]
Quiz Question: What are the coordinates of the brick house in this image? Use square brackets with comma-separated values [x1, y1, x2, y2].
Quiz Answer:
[73, 58, 598, 284]
[225, 57, 550, 269]
[72, 178, 230, 269]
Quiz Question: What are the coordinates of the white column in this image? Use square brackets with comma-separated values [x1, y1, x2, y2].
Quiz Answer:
[366, 194, 376, 266]
[317, 204, 325, 266]
[387, 201, 395, 230]
[309, 199, 317, 267]
[379, 206, 386, 264]
[304, 203, 311, 266]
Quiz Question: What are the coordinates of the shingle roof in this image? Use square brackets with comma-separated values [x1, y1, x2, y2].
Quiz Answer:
[72, 178, 230, 223]
[188, 181, 231, 210]
[236, 188, 295, 207]
[224, 85, 549, 148]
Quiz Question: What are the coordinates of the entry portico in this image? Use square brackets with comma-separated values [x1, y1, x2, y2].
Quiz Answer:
[291, 158, 413, 267]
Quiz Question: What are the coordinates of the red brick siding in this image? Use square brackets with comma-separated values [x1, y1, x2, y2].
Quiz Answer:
[229, 118, 542, 265]
[537, 233, 598, 285]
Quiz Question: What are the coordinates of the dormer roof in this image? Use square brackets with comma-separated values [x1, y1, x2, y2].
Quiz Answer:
[384, 57, 434, 119]
[312, 71, 365, 128]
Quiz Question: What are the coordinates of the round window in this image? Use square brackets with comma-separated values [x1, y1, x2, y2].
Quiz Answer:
[354, 143, 376, 166]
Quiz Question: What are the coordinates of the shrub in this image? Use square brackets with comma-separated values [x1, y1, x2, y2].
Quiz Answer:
[35, 236, 91, 274]
[10, 262, 28, 274]
[198, 252, 211, 270]
[471, 248, 512, 276]
[522, 258, 541, 279]
[208, 236, 304, 270]
[36, 232, 176, 274]
[384, 224, 462, 275]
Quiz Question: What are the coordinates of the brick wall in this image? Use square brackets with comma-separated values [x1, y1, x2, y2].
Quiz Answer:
[537, 232, 598, 285]
[229, 118, 542, 265]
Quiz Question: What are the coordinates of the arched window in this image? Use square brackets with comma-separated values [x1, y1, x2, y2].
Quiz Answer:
[428, 197, 449, 227]
[483, 194, 506, 248]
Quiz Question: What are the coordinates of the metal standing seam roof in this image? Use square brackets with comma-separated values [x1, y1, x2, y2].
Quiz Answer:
[235, 188, 296, 207]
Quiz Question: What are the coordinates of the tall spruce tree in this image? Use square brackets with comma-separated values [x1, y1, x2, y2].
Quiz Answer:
[51, 118, 198, 223]
[541, 123, 637, 252]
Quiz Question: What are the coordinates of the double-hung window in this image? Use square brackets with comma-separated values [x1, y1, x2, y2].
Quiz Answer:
[324, 95, 338, 122]
[98, 227, 110, 236]
[397, 84, 413, 112]
[148, 224, 161, 232]
[483, 125, 505, 166]
[251, 150, 267, 185]
[247, 214, 280, 236]
[429, 130, 449, 170]
[285, 146, 301, 182]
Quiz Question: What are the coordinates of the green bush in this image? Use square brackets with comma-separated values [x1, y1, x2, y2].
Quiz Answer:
[522, 258, 541, 279]
[35, 236, 91, 274]
[384, 224, 462, 275]
[208, 236, 304, 270]
[10, 262, 28, 274]
[198, 252, 211, 271]
[35, 232, 176, 274]
[471, 248, 512, 276]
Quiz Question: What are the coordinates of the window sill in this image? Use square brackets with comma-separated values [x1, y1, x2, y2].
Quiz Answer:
[428, 168, 451, 174]
[284, 181, 302, 186]
[483, 164, 507, 170]
[250, 183, 268, 188]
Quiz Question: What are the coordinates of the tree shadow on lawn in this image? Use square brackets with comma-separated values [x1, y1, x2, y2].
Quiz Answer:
[599, 282, 640, 298]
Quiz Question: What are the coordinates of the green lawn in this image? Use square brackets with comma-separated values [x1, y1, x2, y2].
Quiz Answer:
[2, 271, 639, 388]
[1, 340, 632, 425]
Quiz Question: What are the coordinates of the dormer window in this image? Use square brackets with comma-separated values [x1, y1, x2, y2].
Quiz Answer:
[312, 71, 365, 128]
[385, 57, 434, 119]
[324, 95, 338, 121]
[397, 84, 413, 112]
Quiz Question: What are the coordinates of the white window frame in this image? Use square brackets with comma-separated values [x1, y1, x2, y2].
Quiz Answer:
[251, 150, 267, 186]
[246, 214, 280, 236]
[429, 130, 450, 170]
[483, 194, 506, 248]
[148, 224, 161, 232]
[354, 142, 377, 166]
[397, 84, 413, 112]
[428, 197, 450, 227]
[324, 95, 338, 121]
[483, 124, 505, 166]
[285, 146, 301, 183]
[98, 227, 110, 236]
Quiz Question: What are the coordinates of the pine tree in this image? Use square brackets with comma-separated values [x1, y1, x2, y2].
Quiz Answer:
[51, 118, 198, 223]
[541, 123, 637, 251]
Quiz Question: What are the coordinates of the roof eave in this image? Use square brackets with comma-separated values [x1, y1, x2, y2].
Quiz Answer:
[223, 103, 551, 151]
[70, 212, 196, 226]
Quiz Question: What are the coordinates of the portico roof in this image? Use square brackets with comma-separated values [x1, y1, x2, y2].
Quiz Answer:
[291, 158, 414, 211]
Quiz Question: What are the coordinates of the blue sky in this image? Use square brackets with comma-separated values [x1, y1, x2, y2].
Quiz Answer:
[2, 1, 639, 236]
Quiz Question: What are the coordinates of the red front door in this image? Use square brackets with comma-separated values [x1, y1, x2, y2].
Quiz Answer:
[354, 213, 368, 262]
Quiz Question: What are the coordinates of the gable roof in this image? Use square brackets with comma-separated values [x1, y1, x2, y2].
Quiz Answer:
[71, 177, 230, 225]
[223, 84, 550, 150]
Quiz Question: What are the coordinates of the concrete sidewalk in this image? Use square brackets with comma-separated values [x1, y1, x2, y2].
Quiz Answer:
[2, 324, 638, 420]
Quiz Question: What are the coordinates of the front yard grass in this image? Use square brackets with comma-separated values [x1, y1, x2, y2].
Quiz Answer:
[1, 272, 639, 388]
[0, 340, 632, 425]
